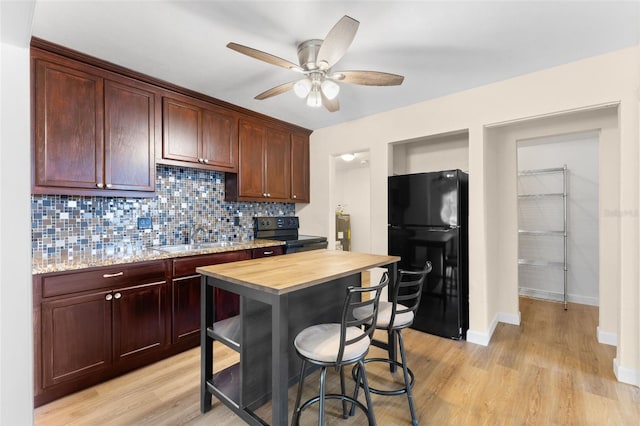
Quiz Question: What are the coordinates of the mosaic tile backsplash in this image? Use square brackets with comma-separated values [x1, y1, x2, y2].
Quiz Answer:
[31, 165, 294, 260]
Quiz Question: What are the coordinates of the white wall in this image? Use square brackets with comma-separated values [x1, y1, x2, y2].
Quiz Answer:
[0, 1, 35, 424]
[302, 45, 639, 385]
[392, 131, 469, 175]
[517, 132, 599, 306]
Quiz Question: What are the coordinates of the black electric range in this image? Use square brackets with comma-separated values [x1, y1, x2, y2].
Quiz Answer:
[253, 216, 328, 253]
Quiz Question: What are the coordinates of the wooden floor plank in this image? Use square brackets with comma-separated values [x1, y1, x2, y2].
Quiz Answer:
[35, 297, 640, 425]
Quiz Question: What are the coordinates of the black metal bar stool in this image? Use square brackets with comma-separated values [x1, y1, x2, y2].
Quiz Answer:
[291, 273, 389, 426]
[352, 261, 432, 426]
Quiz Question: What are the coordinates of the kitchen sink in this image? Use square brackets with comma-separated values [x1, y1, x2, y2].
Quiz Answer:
[153, 241, 244, 253]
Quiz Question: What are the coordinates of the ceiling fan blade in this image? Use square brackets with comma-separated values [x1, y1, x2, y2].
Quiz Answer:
[330, 70, 404, 86]
[254, 81, 296, 100]
[321, 92, 340, 112]
[227, 42, 304, 72]
[316, 16, 359, 70]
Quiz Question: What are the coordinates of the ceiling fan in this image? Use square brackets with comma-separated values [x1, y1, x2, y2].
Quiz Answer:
[227, 15, 404, 112]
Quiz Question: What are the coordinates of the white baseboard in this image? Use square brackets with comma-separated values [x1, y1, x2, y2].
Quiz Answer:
[466, 327, 493, 346]
[466, 310, 520, 346]
[597, 327, 617, 346]
[498, 311, 521, 326]
[518, 287, 599, 306]
[614, 358, 640, 387]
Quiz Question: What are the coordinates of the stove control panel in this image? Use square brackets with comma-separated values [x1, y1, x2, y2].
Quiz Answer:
[254, 216, 299, 231]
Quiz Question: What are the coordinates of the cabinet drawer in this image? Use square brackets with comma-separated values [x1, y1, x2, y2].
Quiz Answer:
[251, 246, 284, 258]
[41, 261, 166, 298]
[172, 250, 251, 277]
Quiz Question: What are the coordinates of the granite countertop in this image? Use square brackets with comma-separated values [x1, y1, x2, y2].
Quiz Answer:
[32, 239, 285, 275]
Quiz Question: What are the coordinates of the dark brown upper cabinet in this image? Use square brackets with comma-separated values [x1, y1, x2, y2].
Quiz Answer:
[226, 118, 311, 203]
[226, 118, 293, 202]
[290, 133, 310, 203]
[161, 94, 238, 173]
[31, 49, 158, 197]
[30, 38, 311, 201]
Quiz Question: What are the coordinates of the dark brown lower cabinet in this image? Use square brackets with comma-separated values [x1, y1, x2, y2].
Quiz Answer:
[171, 250, 253, 345]
[34, 260, 168, 406]
[172, 274, 202, 344]
[112, 281, 166, 363]
[34, 247, 284, 407]
[41, 291, 112, 389]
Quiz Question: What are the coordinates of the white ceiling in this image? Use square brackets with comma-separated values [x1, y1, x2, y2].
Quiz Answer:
[31, 1, 639, 131]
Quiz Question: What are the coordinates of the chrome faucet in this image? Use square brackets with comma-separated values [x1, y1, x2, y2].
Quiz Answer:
[190, 224, 207, 245]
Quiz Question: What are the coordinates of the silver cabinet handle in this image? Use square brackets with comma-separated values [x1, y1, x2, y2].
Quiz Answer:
[114, 292, 122, 299]
[203, 159, 209, 164]
[105, 294, 113, 301]
[263, 251, 274, 255]
[96, 183, 104, 188]
[106, 183, 112, 189]
[263, 193, 267, 197]
[267, 193, 271, 197]
[292, 194, 297, 199]
[103, 272, 124, 278]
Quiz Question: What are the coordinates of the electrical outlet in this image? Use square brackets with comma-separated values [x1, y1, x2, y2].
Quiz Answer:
[137, 217, 152, 230]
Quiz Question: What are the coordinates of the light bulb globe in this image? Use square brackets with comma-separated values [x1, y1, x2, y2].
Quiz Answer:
[321, 79, 340, 100]
[306, 89, 322, 107]
[293, 79, 312, 98]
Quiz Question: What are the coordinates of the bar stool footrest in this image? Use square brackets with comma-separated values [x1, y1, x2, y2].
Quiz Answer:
[294, 393, 372, 425]
[352, 357, 415, 396]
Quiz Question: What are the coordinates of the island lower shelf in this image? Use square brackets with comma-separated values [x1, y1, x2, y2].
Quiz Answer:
[207, 364, 241, 408]
[207, 315, 241, 350]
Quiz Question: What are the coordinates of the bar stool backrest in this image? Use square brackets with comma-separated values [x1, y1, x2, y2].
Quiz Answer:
[337, 272, 389, 367]
[388, 261, 433, 331]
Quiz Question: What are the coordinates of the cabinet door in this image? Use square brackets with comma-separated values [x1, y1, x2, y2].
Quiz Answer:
[41, 291, 112, 388]
[112, 281, 167, 363]
[290, 133, 310, 202]
[264, 126, 291, 200]
[238, 119, 266, 198]
[162, 97, 201, 163]
[202, 107, 238, 171]
[104, 79, 156, 191]
[172, 275, 201, 343]
[33, 59, 104, 190]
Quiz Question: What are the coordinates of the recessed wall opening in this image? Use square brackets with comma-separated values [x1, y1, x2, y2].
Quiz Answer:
[517, 131, 600, 308]
[332, 150, 371, 253]
[485, 104, 618, 348]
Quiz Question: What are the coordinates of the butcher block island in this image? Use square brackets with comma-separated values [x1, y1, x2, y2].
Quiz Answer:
[197, 249, 400, 426]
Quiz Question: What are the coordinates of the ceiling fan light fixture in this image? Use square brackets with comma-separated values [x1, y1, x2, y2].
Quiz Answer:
[293, 79, 312, 98]
[227, 15, 403, 113]
[306, 87, 322, 107]
[321, 79, 340, 100]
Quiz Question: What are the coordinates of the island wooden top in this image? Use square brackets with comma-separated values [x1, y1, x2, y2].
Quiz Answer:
[197, 249, 400, 295]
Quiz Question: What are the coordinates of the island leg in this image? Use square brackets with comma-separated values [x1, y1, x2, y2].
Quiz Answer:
[200, 275, 214, 412]
[271, 295, 289, 426]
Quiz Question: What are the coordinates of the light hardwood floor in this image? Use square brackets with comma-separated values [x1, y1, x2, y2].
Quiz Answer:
[35, 297, 640, 425]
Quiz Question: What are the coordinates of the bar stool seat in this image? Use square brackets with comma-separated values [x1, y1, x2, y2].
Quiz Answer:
[373, 302, 414, 328]
[291, 274, 389, 426]
[295, 324, 371, 362]
[352, 261, 432, 426]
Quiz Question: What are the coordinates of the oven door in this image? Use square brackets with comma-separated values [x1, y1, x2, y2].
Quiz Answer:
[285, 240, 328, 253]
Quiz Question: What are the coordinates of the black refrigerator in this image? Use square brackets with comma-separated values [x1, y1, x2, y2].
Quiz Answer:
[388, 170, 469, 340]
